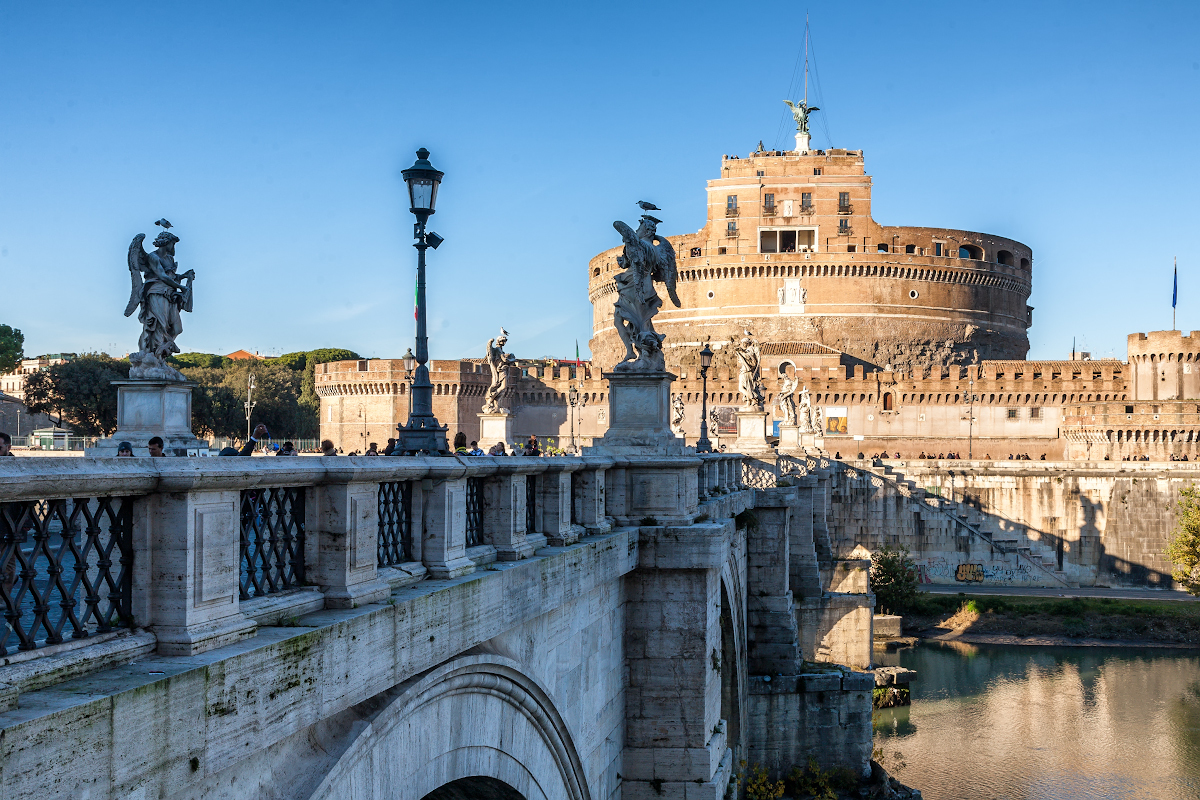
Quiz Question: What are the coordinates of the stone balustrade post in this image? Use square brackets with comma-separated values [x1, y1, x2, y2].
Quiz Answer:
[481, 460, 539, 561]
[421, 462, 476, 579]
[573, 458, 611, 535]
[311, 473, 392, 609]
[538, 462, 581, 546]
[144, 485, 257, 656]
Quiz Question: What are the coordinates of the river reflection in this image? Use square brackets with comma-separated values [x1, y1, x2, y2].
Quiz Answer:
[874, 641, 1200, 800]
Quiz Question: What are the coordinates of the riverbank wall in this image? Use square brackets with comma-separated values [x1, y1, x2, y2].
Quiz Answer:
[823, 459, 1195, 589]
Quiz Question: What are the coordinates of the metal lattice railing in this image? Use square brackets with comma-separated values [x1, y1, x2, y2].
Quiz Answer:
[0, 497, 134, 656]
[240, 487, 306, 599]
[378, 481, 414, 566]
[465, 477, 483, 547]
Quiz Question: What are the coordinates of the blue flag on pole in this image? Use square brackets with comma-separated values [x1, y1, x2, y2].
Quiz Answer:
[1174, 263, 1178, 309]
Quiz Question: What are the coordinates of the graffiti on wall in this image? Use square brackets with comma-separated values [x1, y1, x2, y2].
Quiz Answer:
[914, 557, 1036, 586]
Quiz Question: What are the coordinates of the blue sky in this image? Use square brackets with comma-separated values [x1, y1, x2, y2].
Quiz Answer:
[2, 1, 1198, 363]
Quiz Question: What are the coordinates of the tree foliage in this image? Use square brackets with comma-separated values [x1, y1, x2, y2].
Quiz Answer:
[0, 324, 23, 375]
[1167, 486, 1200, 596]
[22, 353, 127, 436]
[869, 545, 920, 615]
[171, 352, 230, 370]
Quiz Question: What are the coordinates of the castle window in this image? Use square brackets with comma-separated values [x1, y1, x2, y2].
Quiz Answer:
[760, 231, 777, 253]
[813, 168, 822, 176]
[839, 219, 850, 234]
[357, 360, 368, 371]
[959, 244, 984, 260]
[877, 243, 889, 253]
[847, 244, 856, 252]
[726, 221, 738, 237]
[1007, 409, 1019, 419]
[764, 192, 775, 209]
[934, 242, 944, 257]
[905, 244, 916, 254]
[757, 170, 764, 177]
[838, 192, 850, 212]
[1020, 257, 1030, 269]
[801, 192, 812, 210]
[690, 247, 702, 258]
[717, 246, 727, 255]
[726, 195, 738, 210]
[997, 249, 1014, 266]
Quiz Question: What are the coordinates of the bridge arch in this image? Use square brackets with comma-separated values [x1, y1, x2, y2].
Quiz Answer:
[720, 553, 749, 762]
[309, 655, 590, 800]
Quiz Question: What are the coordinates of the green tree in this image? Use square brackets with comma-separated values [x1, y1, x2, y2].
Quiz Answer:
[171, 352, 230, 370]
[1167, 486, 1200, 596]
[869, 545, 919, 615]
[183, 367, 244, 439]
[0, 324, 23, 374]
[22, 353, 127, 436]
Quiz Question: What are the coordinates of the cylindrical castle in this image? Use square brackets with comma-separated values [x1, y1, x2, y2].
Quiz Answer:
[588, 147, 1033, 374]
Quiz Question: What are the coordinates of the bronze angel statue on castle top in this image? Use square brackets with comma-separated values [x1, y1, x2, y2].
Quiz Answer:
[124, 219, 194, 381]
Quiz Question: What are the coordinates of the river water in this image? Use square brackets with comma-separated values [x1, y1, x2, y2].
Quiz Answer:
[873, 641, 1200, 800]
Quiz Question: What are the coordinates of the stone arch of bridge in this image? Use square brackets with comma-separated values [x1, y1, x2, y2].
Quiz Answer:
[307, 655, 591, 800]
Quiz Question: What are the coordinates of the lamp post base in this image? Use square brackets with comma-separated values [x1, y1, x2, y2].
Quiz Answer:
[394, 416, 448, 455]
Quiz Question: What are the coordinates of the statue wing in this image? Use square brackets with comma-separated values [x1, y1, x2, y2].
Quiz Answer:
[613, 220, 638, 247]
[124, 233, 149, 317]
[653, 237, 681, 308]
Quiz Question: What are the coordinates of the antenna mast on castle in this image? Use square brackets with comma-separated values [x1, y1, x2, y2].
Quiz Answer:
[804, 14, 810, 110]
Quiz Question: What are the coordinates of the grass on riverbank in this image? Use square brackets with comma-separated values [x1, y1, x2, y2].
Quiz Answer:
[905, 593, 1200, 644]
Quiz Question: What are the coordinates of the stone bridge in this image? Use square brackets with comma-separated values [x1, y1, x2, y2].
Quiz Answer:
[0, 451, 873, 799]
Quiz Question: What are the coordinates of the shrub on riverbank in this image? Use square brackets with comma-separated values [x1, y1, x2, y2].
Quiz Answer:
[869, 546, 919, 615]
[1167, 486, 1200, 595]
[906, 594, 1200, 643]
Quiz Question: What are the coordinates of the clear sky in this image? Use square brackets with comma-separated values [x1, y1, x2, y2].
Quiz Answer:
[2, 1, 1197, 364]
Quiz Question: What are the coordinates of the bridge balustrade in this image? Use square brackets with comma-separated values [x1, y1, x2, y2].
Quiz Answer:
[0, 455, 615, 664]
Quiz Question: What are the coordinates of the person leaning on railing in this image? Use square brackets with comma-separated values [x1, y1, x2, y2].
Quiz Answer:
[0, 431, 11, 456]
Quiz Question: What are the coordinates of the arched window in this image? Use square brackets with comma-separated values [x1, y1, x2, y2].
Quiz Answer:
[959, 244, 984, 260]
[1020, 257, 1030, 269]
[883, 392, 894, 411]
[996, 249, 1014, 266]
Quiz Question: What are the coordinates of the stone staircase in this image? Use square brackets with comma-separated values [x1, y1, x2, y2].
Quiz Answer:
[850, 460, 1074, 588]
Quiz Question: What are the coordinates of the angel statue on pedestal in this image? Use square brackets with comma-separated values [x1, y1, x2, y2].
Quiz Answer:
[483, 328, 517, 414]
[124, 219, 194, 381]
[611, 211, 680, 372]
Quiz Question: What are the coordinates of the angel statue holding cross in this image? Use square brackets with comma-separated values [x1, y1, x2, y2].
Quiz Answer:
[124, 219, 195, 381]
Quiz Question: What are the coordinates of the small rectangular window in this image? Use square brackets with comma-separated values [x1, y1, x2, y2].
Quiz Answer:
[934, 242, 943, 257]
[1007, 408, 1018, 419]
[813, 168, 822, 176]
[726, 195, 737, 210]
[801, 191, 812, 208]
[726, 221, 737, 235]
[759, 231, 778, 253]
[838, 191, 850, 208]
[717, 246, 727, 255]
[690, 247, 702, 258]
[838, 219, 849, 233]
[847, 244, 856, 252]
[1033, 372, 1042, 379]
[357, 360, 368, 371]
[905, 244, 916, 254]
[764, 193, 775, 207]
[756, 170, 764, 177]
[1030, 407, 1042, 419]
[1125, 405, 1134, 414]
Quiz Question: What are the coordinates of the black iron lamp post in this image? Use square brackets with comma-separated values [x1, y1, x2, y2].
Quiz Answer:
[696, 343, 714, 453]
[402, 347, 416, 418]
[394, 148, 449, 455]
[568, 383, 587, 452]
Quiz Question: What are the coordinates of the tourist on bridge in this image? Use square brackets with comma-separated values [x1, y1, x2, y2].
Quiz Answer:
[320, 439, 338, 456]
[524, 435, 541, 457]
[117, 441, 134, 457]
[487, 441, 507, 456]
[275, 441, 298, 456]
[148, 437, 166, 457]
[468, 441, 484, 456]
[0, 431, 11, 456]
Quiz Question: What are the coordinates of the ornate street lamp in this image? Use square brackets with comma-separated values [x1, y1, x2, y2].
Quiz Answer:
[394, 149, 448, 455]
[696, 343, 714, 453]
[402, 347, 416, 418]
[568, 383, 587, 453]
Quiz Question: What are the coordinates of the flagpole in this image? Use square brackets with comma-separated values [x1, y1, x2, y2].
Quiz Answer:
[1173, 256, 1177, 331]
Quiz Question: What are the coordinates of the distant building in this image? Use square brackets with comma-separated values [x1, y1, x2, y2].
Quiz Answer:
[225, 349, 265, 361]
[0, 353, 75, 401]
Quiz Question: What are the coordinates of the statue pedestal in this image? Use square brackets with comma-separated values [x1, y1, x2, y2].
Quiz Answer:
[87, 380, 209, 457]
[778, 424, 801, 450]
[584, 370, 683, 455]
[477, 412, 514, 452]
[734, 409, 772, 453]
[800, 433, 824, 450]
[795, 131, 811, 153]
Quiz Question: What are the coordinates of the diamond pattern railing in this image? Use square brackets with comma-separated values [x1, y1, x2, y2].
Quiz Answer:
[0, 497, 134, 656]
[378, 481, 414, 567]
[240, 487, 306, 599]
[465, 477, 483, 547]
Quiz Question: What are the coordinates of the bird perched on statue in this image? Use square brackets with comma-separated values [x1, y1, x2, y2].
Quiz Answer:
[636, 201, 660, 211]
[154, 218, 172, 230]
